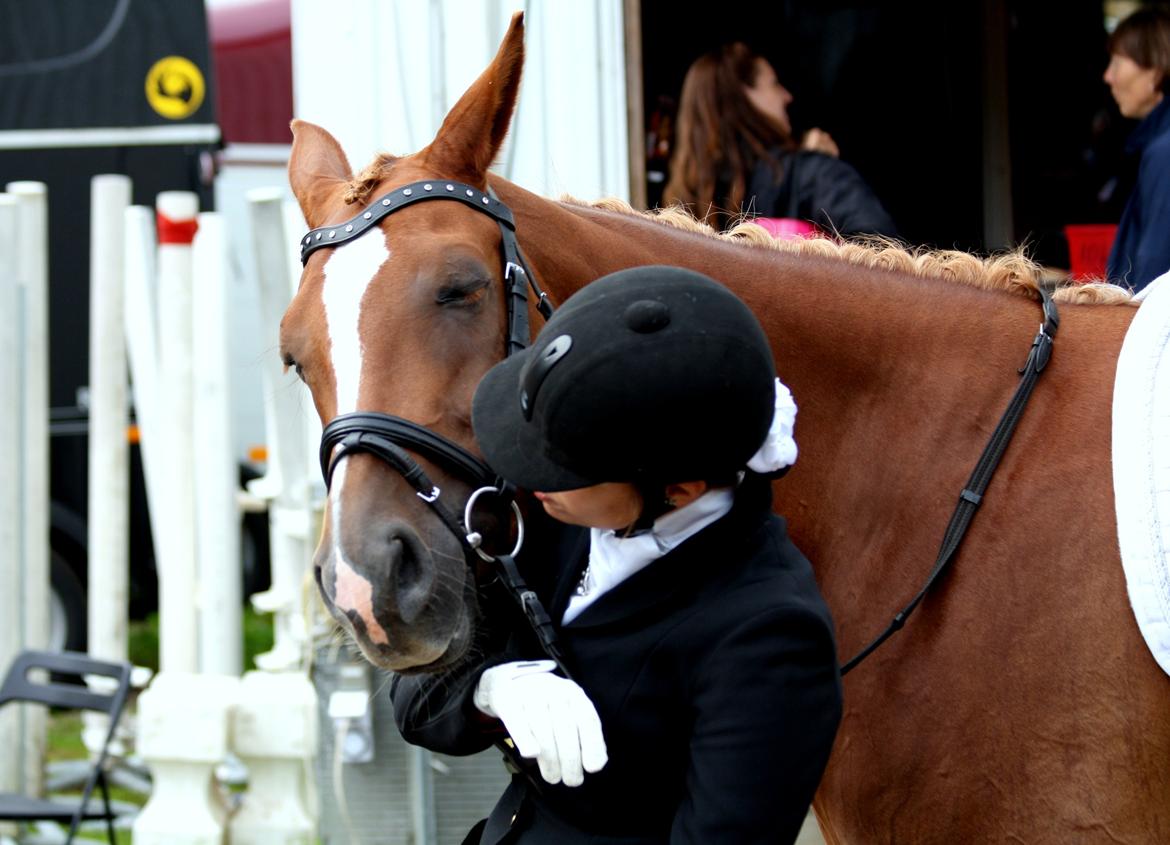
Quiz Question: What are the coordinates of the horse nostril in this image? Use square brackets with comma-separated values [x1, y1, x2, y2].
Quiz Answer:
[387, 530, 434, 625]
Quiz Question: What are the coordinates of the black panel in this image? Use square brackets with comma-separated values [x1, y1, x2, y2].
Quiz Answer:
[0, 0, 216, 130]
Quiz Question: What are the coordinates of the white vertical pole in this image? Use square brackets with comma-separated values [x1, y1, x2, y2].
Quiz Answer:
[123, 205, 165, 587]
[191, 212, 243, 677]
[154, 191, 200, 674]
[283, 199, 324, 543]
[9, 181, 49, 799]
[132, 201, 243, 845]
[247, 188, 311, 673]
[0, 193, 23, 803]
[88, 175, 132, 665]
[81, 175, 134, 759]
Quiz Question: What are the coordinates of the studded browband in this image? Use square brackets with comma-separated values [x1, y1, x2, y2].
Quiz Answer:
[300, 179, 517, 265]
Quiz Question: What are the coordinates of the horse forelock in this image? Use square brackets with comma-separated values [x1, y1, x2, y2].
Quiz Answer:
[564, 196, 1135, 307]
[343, 153, 400, 206]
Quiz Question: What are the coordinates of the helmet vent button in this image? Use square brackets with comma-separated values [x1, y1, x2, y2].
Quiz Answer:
[625, 300, 671, 333]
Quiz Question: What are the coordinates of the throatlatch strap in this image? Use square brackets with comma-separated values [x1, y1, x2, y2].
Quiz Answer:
[841, 287, 1059, 675]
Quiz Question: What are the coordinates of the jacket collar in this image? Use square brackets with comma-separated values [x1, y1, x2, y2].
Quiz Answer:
[1127, 96, 1170, 155]
[556, 476, 776, 629]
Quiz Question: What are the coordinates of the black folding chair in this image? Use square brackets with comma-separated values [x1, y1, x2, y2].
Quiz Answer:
[0, 649, 132, 844]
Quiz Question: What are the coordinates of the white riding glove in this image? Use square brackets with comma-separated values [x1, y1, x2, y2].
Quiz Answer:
[473, 659, 608, 787]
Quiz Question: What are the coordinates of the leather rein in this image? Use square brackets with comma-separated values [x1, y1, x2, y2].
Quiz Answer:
[841, 288, 1060, 674]
[301, 178, 570, 676]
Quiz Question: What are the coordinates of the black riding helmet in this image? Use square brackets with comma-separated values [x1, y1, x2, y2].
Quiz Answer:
[471, 265, 777, 493]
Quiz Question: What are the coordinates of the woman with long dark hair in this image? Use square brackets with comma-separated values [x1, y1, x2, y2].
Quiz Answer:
[664, 42, 896, 238]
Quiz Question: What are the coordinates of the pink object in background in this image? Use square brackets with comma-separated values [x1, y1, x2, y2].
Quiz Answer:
[753, 217, 818, 239]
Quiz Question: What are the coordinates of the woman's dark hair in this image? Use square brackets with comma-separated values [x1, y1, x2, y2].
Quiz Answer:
[1108, 7, 1170, 91]
[662, 43, 793, 229]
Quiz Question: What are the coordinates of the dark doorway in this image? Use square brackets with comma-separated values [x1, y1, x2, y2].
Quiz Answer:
[639, 0, 1121, 264]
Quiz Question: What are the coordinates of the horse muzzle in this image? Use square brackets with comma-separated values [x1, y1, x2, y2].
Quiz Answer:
[316, 513, 476, 672]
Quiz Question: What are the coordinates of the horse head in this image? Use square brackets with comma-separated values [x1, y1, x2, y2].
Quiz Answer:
[281, 14, 528, 672]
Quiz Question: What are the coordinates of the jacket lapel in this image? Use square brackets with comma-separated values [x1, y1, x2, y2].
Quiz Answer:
[549, 528, 591, 622]
[564, 487, 772, 629]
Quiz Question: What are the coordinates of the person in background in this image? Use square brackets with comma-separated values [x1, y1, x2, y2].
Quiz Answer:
[663, 42, 897, 238]
[1104, 6, 1170, 293]
[390, 265, 842, 845]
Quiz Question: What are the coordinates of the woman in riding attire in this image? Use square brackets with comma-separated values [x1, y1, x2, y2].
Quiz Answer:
[389, 265, 842, 844]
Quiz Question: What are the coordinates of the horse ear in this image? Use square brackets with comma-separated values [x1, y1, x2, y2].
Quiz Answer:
[288, 119, 354, 227]
[423, 12, 525, 184]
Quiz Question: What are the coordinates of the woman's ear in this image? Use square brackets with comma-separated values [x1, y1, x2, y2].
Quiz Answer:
[665, 481, 709, 510]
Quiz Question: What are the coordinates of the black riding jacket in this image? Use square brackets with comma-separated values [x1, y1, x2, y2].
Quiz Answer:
[389, 477, 842, 844]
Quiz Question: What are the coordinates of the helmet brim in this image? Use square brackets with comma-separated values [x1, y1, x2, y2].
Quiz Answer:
[472, 350, 599, 493]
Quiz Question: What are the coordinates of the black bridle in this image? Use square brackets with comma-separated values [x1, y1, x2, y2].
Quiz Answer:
[302, 179, 570, 675]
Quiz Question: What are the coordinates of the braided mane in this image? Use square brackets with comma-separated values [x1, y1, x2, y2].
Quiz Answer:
[341, 158, 1132, 307]
[568, 196, 1134, 307]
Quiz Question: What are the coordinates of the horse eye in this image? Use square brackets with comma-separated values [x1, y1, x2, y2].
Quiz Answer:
[436, 279, 488, 307]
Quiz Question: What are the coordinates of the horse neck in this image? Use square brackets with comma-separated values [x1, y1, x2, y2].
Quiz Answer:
[491, 178, 1039, 382]
[492, 176, 1071, 559]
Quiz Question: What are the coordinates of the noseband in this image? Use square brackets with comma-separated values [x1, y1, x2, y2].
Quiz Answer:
[302, 179, 571, 674]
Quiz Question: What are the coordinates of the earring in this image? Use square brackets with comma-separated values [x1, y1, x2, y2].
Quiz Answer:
[664, 496, 677, 508]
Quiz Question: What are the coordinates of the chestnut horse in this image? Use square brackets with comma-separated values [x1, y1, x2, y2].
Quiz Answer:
[280, 13, 1170, 844]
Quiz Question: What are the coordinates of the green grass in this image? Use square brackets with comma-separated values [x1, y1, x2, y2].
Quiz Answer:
[127, 608, 275, 673]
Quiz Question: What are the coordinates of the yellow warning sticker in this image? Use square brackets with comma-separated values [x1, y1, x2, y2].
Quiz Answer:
[145, 56, 205, 120]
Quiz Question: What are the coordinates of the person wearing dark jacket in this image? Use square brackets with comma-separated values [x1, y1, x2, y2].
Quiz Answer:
[389, 266, 842, 844]
[1104, 7, 1170, 293]
[662, 42, 897, 238]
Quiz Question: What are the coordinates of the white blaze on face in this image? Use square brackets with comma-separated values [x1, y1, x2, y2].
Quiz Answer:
[323, 234, 389, 413]
[321, 235, 392, 644]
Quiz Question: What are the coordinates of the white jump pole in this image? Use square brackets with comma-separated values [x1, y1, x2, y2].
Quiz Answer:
[133, 203, 239, 845]
[191, 212, 243, 677]
[123, 204, 166, 610]
[9, 181, 50, 800]
[88, 175, 133, 665]
[0, 193, 23, 806]
[81, 175, 133, 760]
[9, 182, 50, 656]
[247, 188, 311, 673]
[154, 191, 200, 674]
